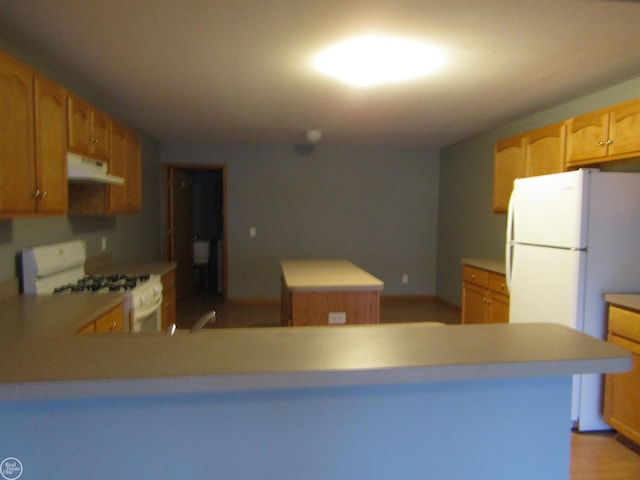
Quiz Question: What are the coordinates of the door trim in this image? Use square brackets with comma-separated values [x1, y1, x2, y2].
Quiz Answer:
[161, 163, 228, 303]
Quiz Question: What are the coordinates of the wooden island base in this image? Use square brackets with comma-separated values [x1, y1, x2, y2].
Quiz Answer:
[281, 260, 384, 326]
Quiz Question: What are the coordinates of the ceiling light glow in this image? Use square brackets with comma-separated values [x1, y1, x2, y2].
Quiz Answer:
[313, 35, 443, 87]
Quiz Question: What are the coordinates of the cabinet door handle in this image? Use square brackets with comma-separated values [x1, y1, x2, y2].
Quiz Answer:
[597, 141, 606, 147]
[33, 189, 40, 199]
[40, 191, 48, 199]
[606, 139, 614, 145]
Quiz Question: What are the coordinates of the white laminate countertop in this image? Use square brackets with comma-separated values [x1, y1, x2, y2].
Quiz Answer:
[0, 294, 126, 336]
[281, 259, 384, 291]
[0, 323, 630, 401]
[462, 258, 506, 275]
[605, 294, 640, 313]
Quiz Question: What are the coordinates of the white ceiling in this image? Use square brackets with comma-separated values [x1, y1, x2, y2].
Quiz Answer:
[1, 0, 639, 148]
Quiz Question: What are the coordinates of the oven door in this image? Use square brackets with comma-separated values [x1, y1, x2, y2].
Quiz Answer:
[130, 293, 163, 333]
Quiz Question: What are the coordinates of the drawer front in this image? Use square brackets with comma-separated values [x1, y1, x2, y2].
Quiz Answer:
[463, 266, 489, 288]
[95, 305, 124, 334]
[489, 273, 509, 295]
[608, 306, 640, 343]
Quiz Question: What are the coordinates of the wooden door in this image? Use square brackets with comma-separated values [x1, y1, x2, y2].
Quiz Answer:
[493, 134, 525, 213]
[565, 110, 609, 164]
[0, 50, 35, 214]
[607, 99, 640, 158]
[34, 74, 67, 214]
[170, 168, 195, 300]
[67, 94, 92, 155]
[124, 131, 141, 212]
[108, 121, 128, 212]
[525, 122, 565, 177]
[461, 282, 487, 324]
[91, 108, 110, 161]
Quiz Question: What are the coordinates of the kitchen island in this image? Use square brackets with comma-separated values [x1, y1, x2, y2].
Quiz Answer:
[0, 322, 631, 479]
[281, 259, 384, 326]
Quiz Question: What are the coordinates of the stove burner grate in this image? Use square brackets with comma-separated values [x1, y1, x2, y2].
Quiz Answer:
[52, 274, 151, 294]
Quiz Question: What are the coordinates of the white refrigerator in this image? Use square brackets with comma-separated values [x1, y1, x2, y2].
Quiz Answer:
[506, 168, 640, 431]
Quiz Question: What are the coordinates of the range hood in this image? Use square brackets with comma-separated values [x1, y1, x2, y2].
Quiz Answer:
[67, 152, 125, 186]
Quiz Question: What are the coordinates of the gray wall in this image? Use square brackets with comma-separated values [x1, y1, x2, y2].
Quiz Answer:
[436, 75, 640, 306]
[0, 32, 163, 284]
[162, 144, 441, 299]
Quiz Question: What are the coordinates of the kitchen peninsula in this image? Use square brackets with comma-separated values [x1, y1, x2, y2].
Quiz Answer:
[280, 259, 384, 326]
[0, 322, 631, 479]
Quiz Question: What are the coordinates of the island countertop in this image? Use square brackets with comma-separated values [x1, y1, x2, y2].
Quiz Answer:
[0, 322, 630, 401]
[281, 259, 383, 291]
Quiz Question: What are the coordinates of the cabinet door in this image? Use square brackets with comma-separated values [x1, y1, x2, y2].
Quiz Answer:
[608, 99, 640, 158]
[91, 108, 110, 161]
[493, 134, 525, 213]
[0, 51, 35, 214]
[525, 122, 565, 177]
[67, 94, 93, 155]
[489, 292, 510, 324]
[604, 333, 640, 445]
[34, 74, 67, 214]
[125, 131, 142, 212]
[565, 110, 609, 164]
[108, 121, 129, 212]
[161, 270, 176, 329]
[462, 282, 487, 324]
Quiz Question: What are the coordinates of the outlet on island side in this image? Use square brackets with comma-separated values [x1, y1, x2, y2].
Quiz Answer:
[328, 312, 346, 325]
[402, 274, 409, 284]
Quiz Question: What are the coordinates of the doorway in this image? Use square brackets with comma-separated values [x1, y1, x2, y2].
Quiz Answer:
[162, 164, 227, 303]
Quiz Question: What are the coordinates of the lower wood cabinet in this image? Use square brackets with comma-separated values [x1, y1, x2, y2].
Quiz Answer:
[461, 265, 509, 324]
[161, 269, 176, 330]
[77, 304, 124, 334]
[604, 305, 640, 449]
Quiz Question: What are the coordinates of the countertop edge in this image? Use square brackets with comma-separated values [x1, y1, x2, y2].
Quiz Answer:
[462, 258, 506, 275]
[0, 356, 630, 402]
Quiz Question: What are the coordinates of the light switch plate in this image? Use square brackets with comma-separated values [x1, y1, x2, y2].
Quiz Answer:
[328, 312, 346, 324]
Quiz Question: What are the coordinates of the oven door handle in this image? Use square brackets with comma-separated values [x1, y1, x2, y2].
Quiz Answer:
[133, 293, 163, 320]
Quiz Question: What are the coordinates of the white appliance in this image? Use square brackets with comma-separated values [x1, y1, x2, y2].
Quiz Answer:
[67, 152, 125, 185]
[506, 168, 640, 431]
[21, 240, 162, 333]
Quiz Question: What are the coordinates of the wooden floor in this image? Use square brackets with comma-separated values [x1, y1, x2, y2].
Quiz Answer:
[176, 291, 640, 479]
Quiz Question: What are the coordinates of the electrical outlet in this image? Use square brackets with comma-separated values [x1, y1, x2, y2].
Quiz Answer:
[250, 226, 256, 237]
[101, 237, 107, 252]
[402, 274, 409, 284]
[328, 312, 346, 324]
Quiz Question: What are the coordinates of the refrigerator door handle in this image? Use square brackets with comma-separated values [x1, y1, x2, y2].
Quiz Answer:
[505, 190, 515, 290]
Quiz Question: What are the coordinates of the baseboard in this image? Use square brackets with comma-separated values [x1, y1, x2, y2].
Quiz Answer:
[225, 297, 281, 306]
[381, 294, 435, 304]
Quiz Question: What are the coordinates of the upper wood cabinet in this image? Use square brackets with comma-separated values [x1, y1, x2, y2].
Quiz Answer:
[108, 121, 141, 214]
[566, 99, 640, 166]
[68, 120, 142, 216]
[0, 50, 67, 216]
[493, 134, 525, 213]
[67, 94, 110, 161]
[494, 122, 567, 213]
[34, 74, 68, 214]
[525, 122, 566, 177]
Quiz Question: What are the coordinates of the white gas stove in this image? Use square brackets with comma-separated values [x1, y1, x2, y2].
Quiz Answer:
[21, 240, 163, 333]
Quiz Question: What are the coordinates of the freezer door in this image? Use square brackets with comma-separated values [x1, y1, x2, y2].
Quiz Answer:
[509, 244, 585, 330]
[512, 170, 590, 249]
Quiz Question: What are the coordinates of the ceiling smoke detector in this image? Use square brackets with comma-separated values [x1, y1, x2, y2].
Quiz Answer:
[304, 129, 322, 144]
